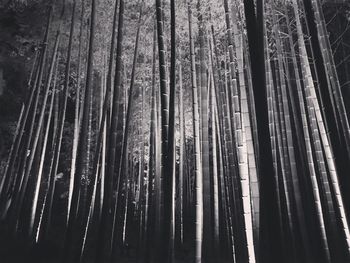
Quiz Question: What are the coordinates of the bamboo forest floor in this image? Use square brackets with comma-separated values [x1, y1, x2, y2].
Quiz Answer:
[0, 192, 215, 262]
[0, 219, 217, 263]
[0, 236, 200, 263]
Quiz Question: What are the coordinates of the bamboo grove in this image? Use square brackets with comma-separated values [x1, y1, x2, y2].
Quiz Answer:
[0, 0, 350, 262]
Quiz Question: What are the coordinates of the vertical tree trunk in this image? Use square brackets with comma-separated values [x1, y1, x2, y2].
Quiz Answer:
[63, 0, 97, 260]
[164, 0, 176, 260]
[43, 0, 77, 231]
[197, 1, 213, 260]
[292, 0, 350, 260]
[10, 26, 61, 236]
[187, 1, 203, 262]
[28, 55, 58, 239]
[95, 0, 125, 260]
[68, 0, 84, 227]
[177, 54, 184, 248]
[243, 0, 282, 262]
[0, 2, 54, 220]
[145, 20, 158, 262]
[155, 0, 169, 260]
